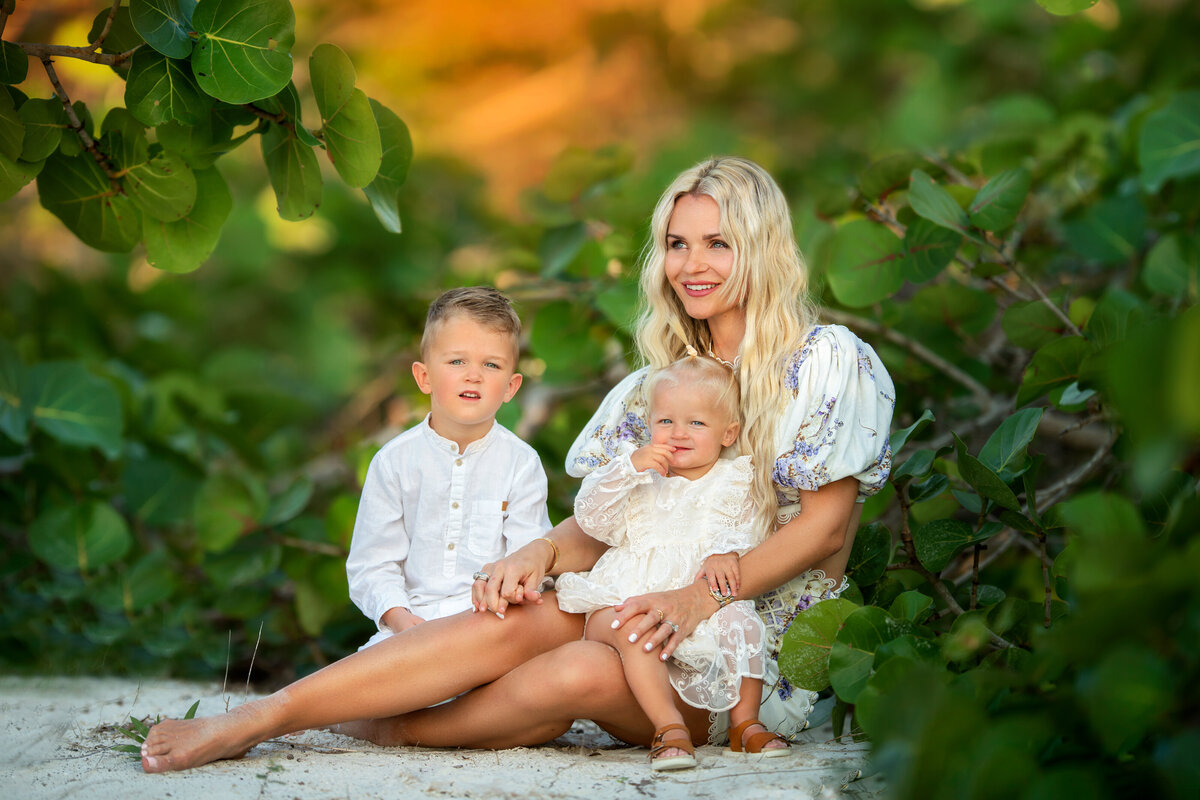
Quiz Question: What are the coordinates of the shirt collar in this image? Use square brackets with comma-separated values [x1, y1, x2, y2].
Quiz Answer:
[419, 414, 497, 456]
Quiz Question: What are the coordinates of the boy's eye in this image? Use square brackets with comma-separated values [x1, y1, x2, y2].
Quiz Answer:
[449, 358, 465, 365]
[485, 362, 501, 369]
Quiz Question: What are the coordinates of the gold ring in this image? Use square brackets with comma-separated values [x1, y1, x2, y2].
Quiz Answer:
[656, 609, 664, 622]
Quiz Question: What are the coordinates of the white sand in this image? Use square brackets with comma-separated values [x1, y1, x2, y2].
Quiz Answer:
[0, 676, 883, 799]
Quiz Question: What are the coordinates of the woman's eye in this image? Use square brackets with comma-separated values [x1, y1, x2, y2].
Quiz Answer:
[668, 239, 686, 249]
[711, 240, 728, 249]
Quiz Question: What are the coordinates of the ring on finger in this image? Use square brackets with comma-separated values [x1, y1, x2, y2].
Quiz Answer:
[663, 620, 680, 633]
[656, 609, 664, 623]
[472, 571, 490, 582]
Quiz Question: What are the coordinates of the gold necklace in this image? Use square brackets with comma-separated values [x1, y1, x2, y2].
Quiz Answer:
[707, 348, 738, 370]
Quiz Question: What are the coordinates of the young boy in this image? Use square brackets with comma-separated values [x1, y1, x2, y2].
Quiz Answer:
[346, 287, 552, 650]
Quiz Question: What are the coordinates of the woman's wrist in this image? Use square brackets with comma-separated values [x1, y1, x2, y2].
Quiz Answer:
[535, 536, 559, 574]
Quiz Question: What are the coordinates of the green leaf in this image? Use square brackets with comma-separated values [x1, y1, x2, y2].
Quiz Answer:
[262, 476, 313, 526]
[908, 169, 970, 234]
[319, 88, 381, 188]
[857, 153, 936, 201]
[143, 165, 232, 272]
[830, 606, 904, 703]
[194, 474, 260, 552]
[131, 0, 197, 59]
[191, 0, 295, 104]
[0, 339, 29, 443]
[122, 453, 201, 525]
[126, 49, 210, 126]
[17, 99, 67, 162]
[889, 408, 935, 453]
[1077, 647, 1175, 755]
[909, 282, 996, 336]
[1017, 336, 1091, 407]
[1142, 232, 1200, 298]
[310, 43, 356, 120]
[1037, 0, 1099, 15]
[913, 518, 983, 572]
[954, 434, 1021, 512]
[0, 150, 42, 204]
[57, 101, 92, 157]
[28, 502, 132, 573]
[1062, 195, 1146, 265]
[362, 99, 412, 233]
[0, 40, 27, 85]
[968, 168, 1031, 232]
[942, 610, 992, 661]
[908, 474, 949, 503]
[0, 88, 23, 162]
[593, 280, 640, 334]
[125, 150, 197, 221]
[978, 408, 1043, 475]
[540, 222, 589, 277]
[156, 116, 224, 168]
[889, 590, 933, 623]
[1139, 91, 1200, 193]
[901, 217, 960, 283]
[1001, 295, 1069, 349]
[25, 362, 123, 457]
[260, 123, 322, 220]
[1085, 287, 1147, 350]
[529, 301, 606, 384]
[777, 597, 858, 692]
[185, 699, 200, 719]
[892, 448, 935, 482]
[37, 151, 141, 253]
[825, 219, 904, 307]
[846, 522, 890, 586]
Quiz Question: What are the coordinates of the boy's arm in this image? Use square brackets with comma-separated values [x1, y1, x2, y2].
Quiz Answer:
[346, 454, 414, 632]
[501, 450, 553, 554]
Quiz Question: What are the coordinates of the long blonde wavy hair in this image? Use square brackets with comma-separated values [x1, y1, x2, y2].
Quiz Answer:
[634, 157, 818, 529]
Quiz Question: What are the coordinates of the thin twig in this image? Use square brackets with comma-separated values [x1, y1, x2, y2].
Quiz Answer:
[222, 630, 232, 712]
[39, 56, 122, 191]
[1038, 430, 1117, 508]
[19, 41, 136, 67]
[1008, 260, 1084, 337]
[89, 0, 122, 49]
[244, 621, 264, 703]
[822, 308, 995, 412]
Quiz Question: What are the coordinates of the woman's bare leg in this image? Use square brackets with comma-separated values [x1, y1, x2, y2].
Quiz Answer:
[346, 639, 710, 751]
[141, 600, 583, 772]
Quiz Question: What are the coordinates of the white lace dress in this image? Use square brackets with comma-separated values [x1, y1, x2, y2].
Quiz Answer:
[556, 454, 765, 712]
[564, 324, 896, 742]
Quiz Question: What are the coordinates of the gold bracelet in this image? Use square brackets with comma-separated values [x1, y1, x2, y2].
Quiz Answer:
[709, 587, 737, 608]
[536, 536, 559, 572]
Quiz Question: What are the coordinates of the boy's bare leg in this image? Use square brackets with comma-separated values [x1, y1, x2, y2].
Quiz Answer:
[347, 638, 710, 750]
[141, 600, 583, 772]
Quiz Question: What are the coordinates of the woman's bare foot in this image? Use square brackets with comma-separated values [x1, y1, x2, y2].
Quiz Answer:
[141, 705, 270, 772]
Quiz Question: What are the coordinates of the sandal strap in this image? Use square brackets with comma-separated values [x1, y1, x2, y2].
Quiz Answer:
[743, 729, 789, 754]
[649, 723, 695, 758]
[727, 719, 763, 753]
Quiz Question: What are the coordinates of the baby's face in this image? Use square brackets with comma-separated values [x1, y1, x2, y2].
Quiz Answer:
[648, 383, 738, 480]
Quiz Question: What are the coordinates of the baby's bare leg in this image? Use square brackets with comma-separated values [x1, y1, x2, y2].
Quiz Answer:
[141, 601, 582, 772]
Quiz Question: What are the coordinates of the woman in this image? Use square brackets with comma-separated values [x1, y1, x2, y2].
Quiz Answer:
[141, 156, 894, 772]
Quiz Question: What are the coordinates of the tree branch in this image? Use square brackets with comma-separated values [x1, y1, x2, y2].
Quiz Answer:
[90, 0, 122, 49]
[38, 57, 121, 192]
[19, 41, 137, 67]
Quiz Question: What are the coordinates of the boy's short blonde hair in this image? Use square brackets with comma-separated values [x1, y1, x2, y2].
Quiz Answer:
[420, 287, 521, 361]
[644, 354, 741, 427]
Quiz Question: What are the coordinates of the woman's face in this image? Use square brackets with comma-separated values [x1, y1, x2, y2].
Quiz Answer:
[663, 194, 740, 324]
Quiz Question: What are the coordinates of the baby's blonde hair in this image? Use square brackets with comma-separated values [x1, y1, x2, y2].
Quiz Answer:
[634, 157, 818, 527]
[644, 353, 741, 430]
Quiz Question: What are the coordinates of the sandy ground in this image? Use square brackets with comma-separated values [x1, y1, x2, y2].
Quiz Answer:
[0, 676, 884, 800]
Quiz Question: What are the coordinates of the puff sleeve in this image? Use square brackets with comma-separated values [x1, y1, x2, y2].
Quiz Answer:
[771, 325, 895, 512]
[565, 368, 652, 478]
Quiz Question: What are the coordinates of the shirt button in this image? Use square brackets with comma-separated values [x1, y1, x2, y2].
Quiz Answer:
[447, 543, 455, 551]
[455, 459, 463, 466]
[451, 501, 459, 509]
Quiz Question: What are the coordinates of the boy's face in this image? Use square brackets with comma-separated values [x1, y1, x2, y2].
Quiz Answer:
[412, 314, 521, 443]
[648, 381, 739, 480]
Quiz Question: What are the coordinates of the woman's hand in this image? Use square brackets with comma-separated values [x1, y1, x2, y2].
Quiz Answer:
[611, 580, 717, 660]
[470, 538, 556, 618]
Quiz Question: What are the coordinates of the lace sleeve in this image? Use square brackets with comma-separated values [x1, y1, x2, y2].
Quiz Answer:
[573, 454, 653, 547]
[701, 457, 764, 558]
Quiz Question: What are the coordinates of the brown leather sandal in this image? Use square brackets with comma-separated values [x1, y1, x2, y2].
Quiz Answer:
[649, 723, 697, 771]
[726, 719, 791, 759]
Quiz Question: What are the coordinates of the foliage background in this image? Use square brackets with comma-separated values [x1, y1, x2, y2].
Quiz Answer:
[2, 1, 1198, 797]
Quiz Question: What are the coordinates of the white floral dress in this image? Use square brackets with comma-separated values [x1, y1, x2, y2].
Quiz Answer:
[564, 324, 896, 742]
[557, 454, 765, 712]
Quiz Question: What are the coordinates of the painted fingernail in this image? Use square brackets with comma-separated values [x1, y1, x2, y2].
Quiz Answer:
[628, 634, 638, 643]
[496, 612, 504, 619]
[660, 653, 669, 661]
[644, 643, 652, 652]
[611, 620, 620, 629]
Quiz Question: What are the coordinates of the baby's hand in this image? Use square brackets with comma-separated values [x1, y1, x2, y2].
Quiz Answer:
[698, 552, 740, 598]
[630, 443, 675, 476]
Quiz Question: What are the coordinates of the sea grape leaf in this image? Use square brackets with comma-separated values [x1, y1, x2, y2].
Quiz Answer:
[260, 123, 322, 220]
[25, 361, 124, 457]
[1017, 336, 1091, 407]
[125, 150, 197, 221]
[191, 0, 295, 104]
[126, 49, 210, 126]
[130, 0, 197, 59]
[319, 87, 381, 188]
[826, 219, 904, 307]
[37, 151, 141, 252]
[909, 169, 970, 234]
[954, 434, 1021, 512]
[968, 167, 1031, 232]
[978, 408, 1043, 475]
[1139, 91, 1200, 193]
[17, 99, 67, 162]
[143, 165, 232, 272]
[29, 502, 132, 573]
[363, 98, 413, 233]
[777, 597, 859, 692]
[902, 217, 960, 283]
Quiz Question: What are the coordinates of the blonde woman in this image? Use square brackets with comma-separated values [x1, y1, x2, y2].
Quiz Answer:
[141, 157, 894, 772]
